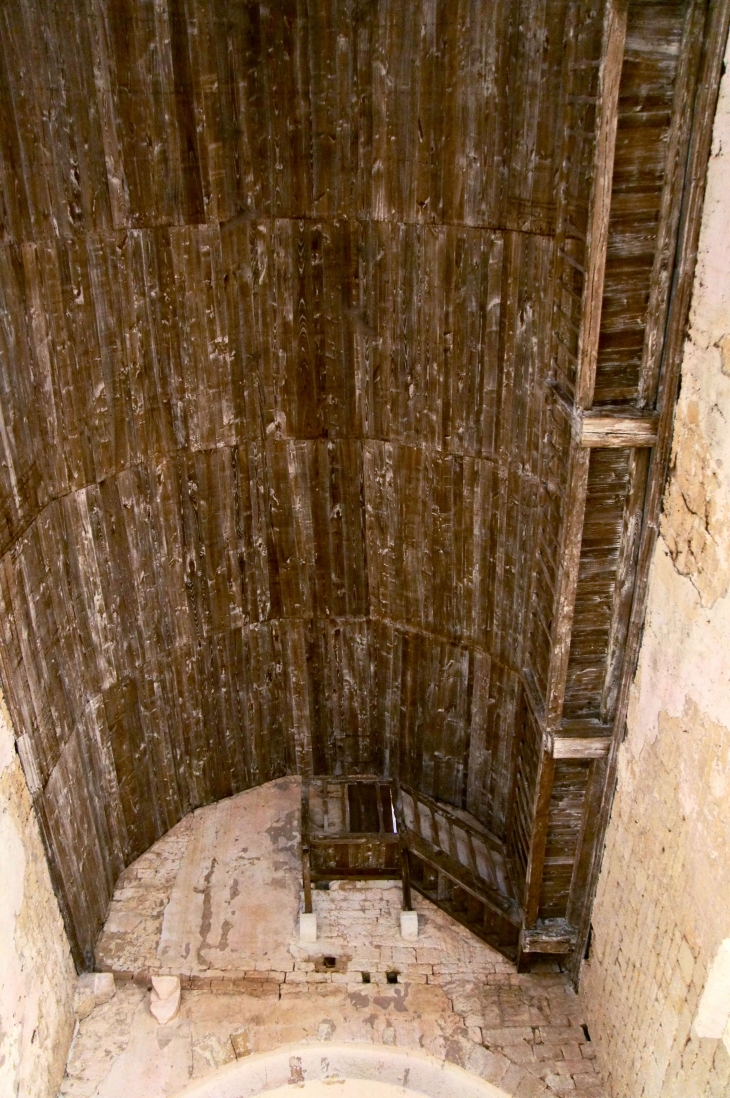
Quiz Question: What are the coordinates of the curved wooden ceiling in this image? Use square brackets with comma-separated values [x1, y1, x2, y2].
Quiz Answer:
[0, 0, 725, 969]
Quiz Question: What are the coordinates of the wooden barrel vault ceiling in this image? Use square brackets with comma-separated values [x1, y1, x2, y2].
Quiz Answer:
[0, 0, 727, 970]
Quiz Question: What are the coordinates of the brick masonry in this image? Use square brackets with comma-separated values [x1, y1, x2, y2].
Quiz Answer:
[60, 777, 605, 1098]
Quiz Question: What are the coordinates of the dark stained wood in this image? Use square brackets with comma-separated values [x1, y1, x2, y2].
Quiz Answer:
[0, 0, 572, 239]
[400, 782, 521, 939]
[569, 0, 730, 979]
[521, 750, 556, 929]
[305, 777, 402, 882]
[0, 0, 721, 971]
[510, 0, 716, 973]
[574, 0, 628, 410]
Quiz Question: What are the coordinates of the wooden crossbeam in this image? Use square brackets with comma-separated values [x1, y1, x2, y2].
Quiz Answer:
[550, 386, 660, 449]
[551, 729, 611, 760]
[580, 412, 659, 448]
[521, 919, 578, 955]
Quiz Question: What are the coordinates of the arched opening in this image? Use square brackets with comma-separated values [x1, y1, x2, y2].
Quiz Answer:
[168, 1043, 513, 1098]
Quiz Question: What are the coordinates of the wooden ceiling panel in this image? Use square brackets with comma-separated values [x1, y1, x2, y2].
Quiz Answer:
[0, 0, 573, 237]
[0, 0, 724, 971]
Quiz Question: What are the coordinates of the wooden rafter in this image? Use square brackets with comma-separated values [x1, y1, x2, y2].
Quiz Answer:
[569, 0, 730, 979]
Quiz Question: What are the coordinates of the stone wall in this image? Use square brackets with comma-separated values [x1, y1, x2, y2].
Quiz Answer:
[579, 31, 730, 1098]
[60, 778, 605, 1098]
[0, 690, 76, 1098]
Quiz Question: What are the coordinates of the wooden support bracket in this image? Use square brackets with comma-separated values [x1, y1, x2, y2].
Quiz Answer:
[580, 411, 659, 448]
[550, 718, 612, 759]
[520, 918, 579, 955]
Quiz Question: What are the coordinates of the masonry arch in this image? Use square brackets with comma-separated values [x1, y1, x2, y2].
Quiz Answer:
[170, 1043, 514, 1098]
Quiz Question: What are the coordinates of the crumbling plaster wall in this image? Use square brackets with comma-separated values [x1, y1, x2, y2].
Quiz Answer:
[579, 31, 730, 1098]
[0, 689, 76, 1098]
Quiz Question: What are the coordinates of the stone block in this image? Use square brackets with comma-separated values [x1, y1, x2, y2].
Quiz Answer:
[299, 913, 317, 942]
[74, 972, 116, 1018]
[400, 911, 419, 940]
[150, 975, 181, 1024]
[73, 986, 95, 1021]
[231, 1029, 252, 1058]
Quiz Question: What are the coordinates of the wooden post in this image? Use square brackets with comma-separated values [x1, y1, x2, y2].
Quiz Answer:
[301, 780, 313, 914]
[393, 783, 412, 911]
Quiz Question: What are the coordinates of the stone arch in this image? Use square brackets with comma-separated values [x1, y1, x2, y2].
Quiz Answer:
[170, 1043, 514, 1098]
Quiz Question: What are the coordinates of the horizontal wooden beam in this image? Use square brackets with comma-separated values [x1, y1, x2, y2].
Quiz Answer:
[310, 774, 385, 785]
[520, 918, 578, 955]
[552, 734, 611, 760]
[310, 868, 400, 881]
[548, 387, 659, 448]
[580, 411, 659, 448]
[309, 832, 400, 845]
[550, 718, 612, 759]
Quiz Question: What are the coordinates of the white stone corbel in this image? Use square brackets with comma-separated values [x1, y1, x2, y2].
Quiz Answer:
[400, 910, 418, 940]
[150, 975, 181, 1024]
[299, 912, 317, 942]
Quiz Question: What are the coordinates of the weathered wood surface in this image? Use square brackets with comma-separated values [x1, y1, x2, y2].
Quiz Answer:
[568, 0, 730, 977]
[399, 782, 521, 959]
[303, 777, 401, 879]
[0, 0, 721, 971]
[512, 0, 715, 966]
[0, 0, 571, 239]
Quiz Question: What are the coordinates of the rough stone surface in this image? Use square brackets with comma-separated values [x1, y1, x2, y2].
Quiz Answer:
[579, 34, 730, 1098]
[76, 974, 116, 1012]
[0, 690, 76, 1098]
[64, 778, 605, 1098]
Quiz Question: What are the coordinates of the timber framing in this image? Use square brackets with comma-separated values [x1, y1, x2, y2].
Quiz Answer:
[511, 0, 730, 974]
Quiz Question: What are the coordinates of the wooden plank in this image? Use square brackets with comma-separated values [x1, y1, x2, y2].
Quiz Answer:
[580, 412, 658, 448]
[551, 732, 611, 760]
[575, 0, 628, 409]
[544, 447, 592, 730]
[521, 749, 555, 927]
[405, 829, 520, 925]
[569, 0, 730, 980]
[520, 918, 578, 954]
[401, 783, 505, 854]
[309, 834, 400, 847]
[636, 0, 707, 408]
